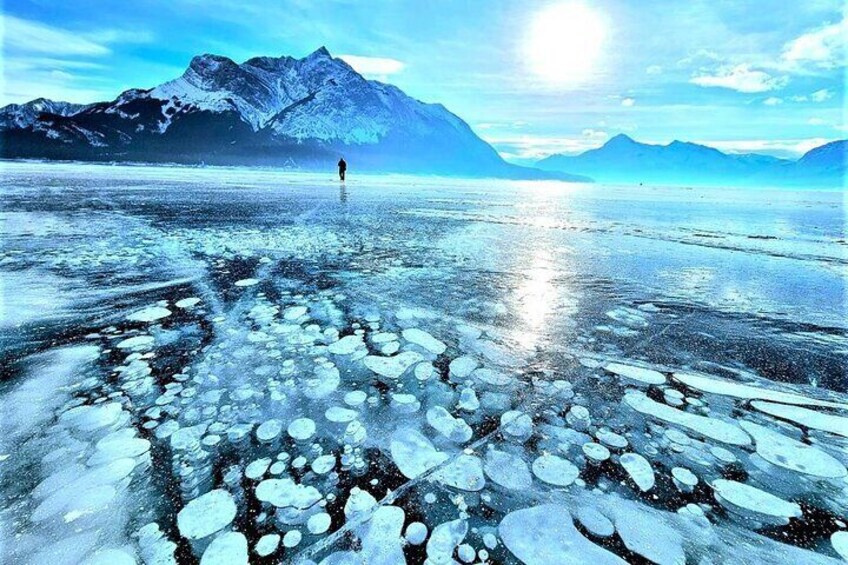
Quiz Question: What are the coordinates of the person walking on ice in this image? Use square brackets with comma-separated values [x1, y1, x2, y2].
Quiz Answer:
[338, 157, 347, 181]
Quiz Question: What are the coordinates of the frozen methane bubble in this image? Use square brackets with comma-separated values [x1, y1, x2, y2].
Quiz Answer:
[245, 458, 272, 480]
[458, 544, 475, 563]
[751, 401, 848, 439]
[739, 421, 847, 478]
[328, 335, 363, 355]
[201, 532, 248, 565]
[363, 351, 424, 379]
[402, 328, 447, 354]
[611, 504, 686, 565]
[344, 487, 377, 521]
[127, 305, 172, 323]
[532, 454, 580, 487]
[672, 467, 699, 492]
[605, 362, 666, 386]
[307, 512, 332, 534]
[256, 419, 283, 442]
[620, 453, 655, 492]
[255, 534, 280, 557]
[116, 335, 155, 350]
[449, 356, 479, 379]
[458, 388, 480, 411]
[255, 478, 321, 511]
[712, 479, 802, 525]
[831, 531, 848, 561]
[576, 507, 615, 538]
[472, 368, 512, 386]
[433, 454, 486, 491]
[175, 297, 201, 309]
[427, 406, 473, 443]
[283, 530, 302, 548]
[501, 410, 533, 440]
[624, 392, 751, 446]
[500, 505, 626, 564]
[405, 522, 428, 545]
[326, 406, 358, 423]
[234, 278, 259, 287]
[484, 449, 532, 490]
[311, 455, 336, 475]
[566, 405, 592, 431]
[283, 305, 308, 320]
[596, 429, 628, 449]
[288, 418, 316, 441]
[177, 489, 237, 540]
[427, 519, 468, 564]
[390, 428, 448, 478]
[582, 442, 611, 463]
[673, 372, 847, 409]
[344, 391, 367, 406]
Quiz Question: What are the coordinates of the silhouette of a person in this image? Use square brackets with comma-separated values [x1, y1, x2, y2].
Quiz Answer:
[338, 157, 347, 181]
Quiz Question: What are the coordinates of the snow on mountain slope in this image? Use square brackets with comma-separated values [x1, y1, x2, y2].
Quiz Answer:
[0, 98, 87, 129]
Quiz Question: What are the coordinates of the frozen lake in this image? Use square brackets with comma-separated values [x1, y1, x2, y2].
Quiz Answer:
[1, 161, 846, 564]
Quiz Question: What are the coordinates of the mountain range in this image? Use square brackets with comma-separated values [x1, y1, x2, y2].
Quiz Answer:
[536, 134, 845, 188]
[0, 48, 584, 180]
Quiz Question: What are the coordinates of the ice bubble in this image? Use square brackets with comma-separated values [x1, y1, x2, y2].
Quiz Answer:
[363, 351, 424, 379]
[325, 406, 358, 423]
[710, 445, 736, 464]
[449, 356, 479, 379]
[307, 512, 332, 534]
[620, 453, 655, 492]
[344, 487, 377, 520]
[255, 478, 321, 511]
[831, 531, 848, 561]
[605, 362, 666, 386]
[128, 305, 172, 323]
[472, 368, 512, 386]
[712, 479, 802, 525]
[427, 406, 473, 443]
[201, 531, 248, 565]
[177, 489, 237, 540]
[255, 534, 280, 557]
[457, 388, 479, 411]
[343, 391, 367, 406]
[116, 335, 155, 351]
[433, 454, 486, 491]
[60, 402, 124, 432]
[596, 429, 628, 449]
[381, 342, 400, 355]
[176, 297, 201, 309]
[500, 505, 625, 564]
[245, 458, 272, 480]
[501, 410, 533, 440]
[673, 372, 846, 409]
[371, 332, 398, 344]
[234, 278, 259, 287]
[88, 431, 150, 465]
[624, 392, 751, 446]
[390, 428, 448, 478]
[257, 419, 283, 442]
[403, 328, 447, 354]
[458, 543, 476, 563]
[391, 393, 421, 413]
[171, 424, 208, 450]
[582, 442, 611, 463]
[739, 420, 847, 478]
[405, 521, 428, 545]
[311, 455, 336, 475]
[672, 467, 699, 492]
[611, 505, 685, 565]
[531, 454, 579, 487]
[288, 418, 316, 441]
[328, 335, 363, 355]
[576, 507, 614, 538]
[283, 306, 308, 320]
[566, 405, 592, 431]
[484, 449, 532, 490]
[483, 533, 498, 549]
[304, 363, 340, 399]
[751, 401, 848, 439]
[414, 362, 436, 381]
[427, 519, 468, 564]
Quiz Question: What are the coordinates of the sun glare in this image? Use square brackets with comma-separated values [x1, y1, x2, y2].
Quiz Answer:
[524, 1, 607, 85]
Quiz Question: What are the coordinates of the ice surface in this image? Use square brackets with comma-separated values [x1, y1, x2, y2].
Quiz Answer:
[3, 164, 845, 564]
[500, 505, 626, 564]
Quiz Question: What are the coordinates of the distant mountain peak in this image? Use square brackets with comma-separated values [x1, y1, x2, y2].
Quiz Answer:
[308, 46, 332, 59]
[606, 133, 636, 145]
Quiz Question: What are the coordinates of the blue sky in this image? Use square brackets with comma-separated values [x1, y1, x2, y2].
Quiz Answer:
[2, 0, 845, 162]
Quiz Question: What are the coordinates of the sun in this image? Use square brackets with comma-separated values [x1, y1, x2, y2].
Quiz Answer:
[524, 1, 607, 85]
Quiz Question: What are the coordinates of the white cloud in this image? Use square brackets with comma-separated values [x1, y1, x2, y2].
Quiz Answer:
[690, 64, 788, 93]
[3, 15, 111, 56]
[621, 97, 635, 107]
[699, 137, 833, 158]
[781, 17, 847, 70]
[807, 118, 827, 125]
[810, 88, 832, 102]
[484, 134, 607, 160]
[646, 65, 663, 75]
[338, 55, 405, 79]
[763, 97, 783, 106]
[581, 128, 609, 140]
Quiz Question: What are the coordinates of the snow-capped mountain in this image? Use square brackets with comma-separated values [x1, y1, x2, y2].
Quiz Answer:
[0, 48, 582, 180]
[0, 98, 88, 129]
[536, 134, 845, 188]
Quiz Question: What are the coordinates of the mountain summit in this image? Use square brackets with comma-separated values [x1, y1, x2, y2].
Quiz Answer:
[0, 49, 581, 180]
